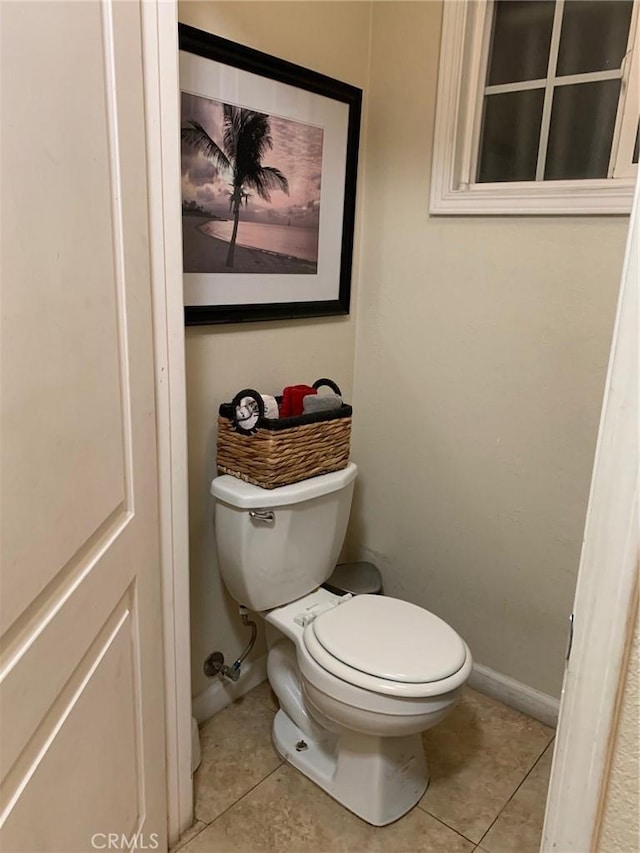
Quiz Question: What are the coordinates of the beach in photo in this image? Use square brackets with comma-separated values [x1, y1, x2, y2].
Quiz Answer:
[182, 214, 316, 275]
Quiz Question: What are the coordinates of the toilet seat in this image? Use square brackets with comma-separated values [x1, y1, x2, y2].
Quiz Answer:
[302, 594, 472, 699]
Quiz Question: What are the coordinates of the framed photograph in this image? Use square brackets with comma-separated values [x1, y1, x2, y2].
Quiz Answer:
[179, 24, 362, 326]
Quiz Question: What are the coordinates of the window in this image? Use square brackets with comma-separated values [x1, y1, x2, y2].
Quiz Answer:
[430, 0, 639, 214]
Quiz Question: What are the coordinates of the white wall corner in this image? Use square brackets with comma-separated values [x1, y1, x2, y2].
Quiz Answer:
[192, 654, 269, 725]
[468, 663, 560, 728]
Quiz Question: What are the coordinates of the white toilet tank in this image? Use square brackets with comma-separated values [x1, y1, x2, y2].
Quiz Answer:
[211, 463, 357, 611]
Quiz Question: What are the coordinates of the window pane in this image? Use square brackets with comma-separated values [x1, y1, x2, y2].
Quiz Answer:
[545, 80, 620, 180]
[478, 89, 545, 182]
[557, 1, 633, 76]
[487, 1, 555, 85]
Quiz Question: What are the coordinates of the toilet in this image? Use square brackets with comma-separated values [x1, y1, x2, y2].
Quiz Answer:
[210, 462, 472, 826]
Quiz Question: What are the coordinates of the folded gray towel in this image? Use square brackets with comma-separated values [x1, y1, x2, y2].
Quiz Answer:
[302, 393, 343, 414]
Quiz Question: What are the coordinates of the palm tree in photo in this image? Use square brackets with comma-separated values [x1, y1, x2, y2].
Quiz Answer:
[182, 105, 289, 268]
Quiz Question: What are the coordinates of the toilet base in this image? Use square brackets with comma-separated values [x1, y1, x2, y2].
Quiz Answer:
[272, 708, 429, 826]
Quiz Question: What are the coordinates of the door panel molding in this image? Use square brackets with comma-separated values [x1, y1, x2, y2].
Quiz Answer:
[0, 0, 144, 634]
[101, 0, 136, 515]
[0, 506, 132, 666]
[0, 578, 142, 784]
[1, 588, 142, 829]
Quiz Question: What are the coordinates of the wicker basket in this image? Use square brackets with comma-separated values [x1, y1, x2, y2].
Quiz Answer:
[217, 379, 352, 489]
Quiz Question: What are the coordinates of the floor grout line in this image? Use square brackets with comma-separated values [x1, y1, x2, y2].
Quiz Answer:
[193, 759, 284, 832]
[416, 731, 556, 851]
[193, 687, 282, 822]
[170, 821, 208, 853]
[415, 801, 477, 845]
[477, 736, 555, 850]
[418, 808, 478, 846]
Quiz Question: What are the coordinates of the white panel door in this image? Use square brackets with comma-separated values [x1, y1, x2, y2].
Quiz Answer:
[0, 1, 168, 850]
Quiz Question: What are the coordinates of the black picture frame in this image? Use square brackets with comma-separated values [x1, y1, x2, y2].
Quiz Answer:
[179, 24, 362, 326]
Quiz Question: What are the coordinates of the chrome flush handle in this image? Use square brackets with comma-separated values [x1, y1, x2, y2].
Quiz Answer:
[249, 509, 275, 524]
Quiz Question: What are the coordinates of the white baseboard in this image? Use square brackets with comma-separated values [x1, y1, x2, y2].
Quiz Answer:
[192, 653, 268, 725]
[468, 663, 560, 728]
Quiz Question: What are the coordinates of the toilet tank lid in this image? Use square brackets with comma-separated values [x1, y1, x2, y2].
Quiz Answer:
[210, 463, 357, 509]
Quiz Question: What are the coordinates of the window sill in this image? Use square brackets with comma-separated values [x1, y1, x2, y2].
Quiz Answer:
[430, 177, 636, 216]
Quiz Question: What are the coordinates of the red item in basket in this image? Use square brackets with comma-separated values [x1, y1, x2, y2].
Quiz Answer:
[280, 384, 317, 417]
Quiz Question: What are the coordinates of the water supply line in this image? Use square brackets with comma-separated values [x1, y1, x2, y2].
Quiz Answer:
[203, 606, 258, 682]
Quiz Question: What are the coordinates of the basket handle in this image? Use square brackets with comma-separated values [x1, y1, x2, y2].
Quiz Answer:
[231, 388, 265, 434]
[312, 378, 342, 396]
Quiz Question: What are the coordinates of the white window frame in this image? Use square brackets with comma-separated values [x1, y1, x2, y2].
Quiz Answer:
[430, 0, 639, 215]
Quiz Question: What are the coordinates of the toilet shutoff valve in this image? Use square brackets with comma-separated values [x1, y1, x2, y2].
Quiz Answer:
[203, 605, 257, 682]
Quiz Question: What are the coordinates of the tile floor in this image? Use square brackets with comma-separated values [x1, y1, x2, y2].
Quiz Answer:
[174, 682, 554, 853]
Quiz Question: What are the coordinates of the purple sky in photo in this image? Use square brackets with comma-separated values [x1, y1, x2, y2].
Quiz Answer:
[181, 92, 324, 228]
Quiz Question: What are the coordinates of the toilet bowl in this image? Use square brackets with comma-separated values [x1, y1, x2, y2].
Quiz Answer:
[261, 586, 471, 824]
[267, 588, 472, 729]
[210, 463, 472, 826]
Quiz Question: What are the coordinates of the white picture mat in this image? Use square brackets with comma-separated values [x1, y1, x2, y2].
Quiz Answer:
[180, 49, 349, 307]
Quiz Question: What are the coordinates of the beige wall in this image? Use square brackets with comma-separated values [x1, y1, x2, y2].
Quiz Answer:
[347, 2, 628, 697]
[178, 1, 371, 699]
[181, 0, 629, 703]
[597, 604, 639, 852]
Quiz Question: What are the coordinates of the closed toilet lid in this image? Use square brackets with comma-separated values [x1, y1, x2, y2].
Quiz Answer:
[309, 594, 467, 684]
